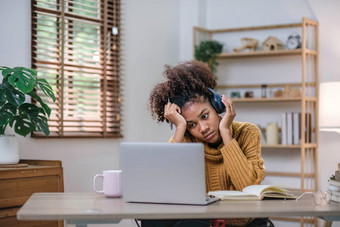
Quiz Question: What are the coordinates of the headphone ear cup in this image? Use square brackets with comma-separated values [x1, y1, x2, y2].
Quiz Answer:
[207, 88, 225, 114]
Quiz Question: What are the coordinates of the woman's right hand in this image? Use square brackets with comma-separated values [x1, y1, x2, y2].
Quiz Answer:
[164, 102, 186, 128]
[164, 102, 187, 142]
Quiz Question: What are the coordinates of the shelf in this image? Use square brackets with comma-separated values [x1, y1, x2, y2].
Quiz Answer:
[216, 49, 317, 59]
[217, 82, 316, 89]
[194, 17, 319, 205]
[194, 22, 303, 33]
[266, 171, 315, 178]
[230, 97, 316, 103]
[262, 144, 317, 149]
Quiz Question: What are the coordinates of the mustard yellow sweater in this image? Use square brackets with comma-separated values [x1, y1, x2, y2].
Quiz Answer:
[169, 121, 265, 226]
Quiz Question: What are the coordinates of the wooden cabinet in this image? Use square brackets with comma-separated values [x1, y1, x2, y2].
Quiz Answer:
[194, 17, 319, 226]
[0, 159, 64, 227]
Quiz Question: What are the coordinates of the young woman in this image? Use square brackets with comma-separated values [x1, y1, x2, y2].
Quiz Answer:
[148, 60, 269, 227]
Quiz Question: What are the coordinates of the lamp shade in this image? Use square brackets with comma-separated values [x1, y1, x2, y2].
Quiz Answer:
[319, 82, 340, 133]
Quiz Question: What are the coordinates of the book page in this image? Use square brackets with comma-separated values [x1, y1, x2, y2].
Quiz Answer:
[208, 190, 260, 200]
[242, 185, 280, 196]
[243, 185, 296, 199]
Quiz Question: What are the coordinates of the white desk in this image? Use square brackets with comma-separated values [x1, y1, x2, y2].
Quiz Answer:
[17, 193, 340, 227]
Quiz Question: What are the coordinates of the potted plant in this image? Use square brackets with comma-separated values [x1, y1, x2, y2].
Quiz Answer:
[0, 66, 55, 164]
[194, 40, 223, 75]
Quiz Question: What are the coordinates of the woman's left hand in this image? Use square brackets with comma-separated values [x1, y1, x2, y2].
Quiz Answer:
[219, 95, 236, 134]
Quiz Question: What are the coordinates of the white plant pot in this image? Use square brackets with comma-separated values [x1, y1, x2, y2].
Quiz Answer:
[0, 135, 19, 164]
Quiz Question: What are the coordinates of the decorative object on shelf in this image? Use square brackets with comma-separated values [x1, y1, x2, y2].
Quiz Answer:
[261, 84, 267, 98]
[233, 37, 258, 52]
[244, 91, 254, 98]
[319, 82, 340, 133]
[274, 89, 284, 98]
[0, 66, 56, 164]
[266, 122, 279, 145]
[273, 86, 301, 98]
[262, 36, 284, 51]
[194, 40, 223, 74]
[283, 85, 301, 98]
[286, 33, 302, 49]
[231, 91, 241, 98]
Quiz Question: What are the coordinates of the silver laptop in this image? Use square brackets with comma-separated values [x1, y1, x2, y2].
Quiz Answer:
[120, 142, 219, 205]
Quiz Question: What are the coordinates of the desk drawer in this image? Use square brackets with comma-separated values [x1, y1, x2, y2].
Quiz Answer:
[0, 207, 60, 227]
[0, 175, 59, 208]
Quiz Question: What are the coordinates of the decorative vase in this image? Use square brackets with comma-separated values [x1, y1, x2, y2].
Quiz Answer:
[0, 135, 19, 164]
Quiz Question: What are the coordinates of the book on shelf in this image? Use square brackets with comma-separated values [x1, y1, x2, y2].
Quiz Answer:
[207, 185, 297, 201]
[286, 112, 293, 145]
[281, 113, 287, 145]
[293, 112, 299, 144]
[280, 112, 312, 145]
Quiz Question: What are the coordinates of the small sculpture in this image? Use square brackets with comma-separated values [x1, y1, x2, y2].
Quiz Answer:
[274, 85, 301, 98]
[233, 38, 259, 52]
[262, 36, 284, 51]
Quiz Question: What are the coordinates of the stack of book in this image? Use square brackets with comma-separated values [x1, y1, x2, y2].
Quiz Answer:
[328, 164, 340, 202]
[328, 180, 340, 202]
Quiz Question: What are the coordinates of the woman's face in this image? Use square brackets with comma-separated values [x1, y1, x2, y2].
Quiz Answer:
[181, 100, 222, 144]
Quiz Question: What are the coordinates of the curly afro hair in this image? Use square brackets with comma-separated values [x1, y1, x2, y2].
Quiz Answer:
[149, 60, 217, 123]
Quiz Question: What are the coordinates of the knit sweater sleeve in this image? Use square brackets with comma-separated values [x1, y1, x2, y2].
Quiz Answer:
[221, 124, 265, 191]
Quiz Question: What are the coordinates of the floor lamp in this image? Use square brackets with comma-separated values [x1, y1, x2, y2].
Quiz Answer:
[319, 82, 340, 133]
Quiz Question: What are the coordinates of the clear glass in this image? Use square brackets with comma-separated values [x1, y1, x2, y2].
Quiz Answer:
[296, 191, 332, 206]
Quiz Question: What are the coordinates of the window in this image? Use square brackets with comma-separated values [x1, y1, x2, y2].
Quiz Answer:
[31, 0, 122, 138]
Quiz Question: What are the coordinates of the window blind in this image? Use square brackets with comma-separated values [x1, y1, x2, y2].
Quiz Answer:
[31, 0, 122, 138]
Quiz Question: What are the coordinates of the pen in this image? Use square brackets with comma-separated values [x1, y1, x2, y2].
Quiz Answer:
[168, 98, 173, 130]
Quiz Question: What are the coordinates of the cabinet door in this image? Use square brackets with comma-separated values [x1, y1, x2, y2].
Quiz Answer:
[0, 174, 60, 209]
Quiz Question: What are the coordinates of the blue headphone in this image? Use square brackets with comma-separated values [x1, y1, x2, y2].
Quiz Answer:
[207, 88, 225, 114]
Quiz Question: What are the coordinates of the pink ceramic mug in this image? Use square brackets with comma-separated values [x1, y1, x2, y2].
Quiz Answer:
[93, 170, 122, 197]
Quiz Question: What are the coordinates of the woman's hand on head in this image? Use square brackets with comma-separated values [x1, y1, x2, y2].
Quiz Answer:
[164, 102, 187, 142]
[219, 95, 236, 133]
[164, 102, 187, 129]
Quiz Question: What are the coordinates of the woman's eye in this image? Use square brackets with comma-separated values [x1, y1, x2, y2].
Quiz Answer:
[202, 114, 208, 119]
[188, 123, 196, 128]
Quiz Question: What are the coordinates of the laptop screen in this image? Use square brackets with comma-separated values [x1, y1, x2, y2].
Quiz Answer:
[120, 142, 209, 205]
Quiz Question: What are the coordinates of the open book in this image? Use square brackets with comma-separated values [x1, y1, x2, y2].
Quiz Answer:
[208, 185, 297, 201]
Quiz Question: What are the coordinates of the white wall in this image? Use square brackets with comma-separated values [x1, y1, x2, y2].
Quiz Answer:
[1, 0, 340, 226]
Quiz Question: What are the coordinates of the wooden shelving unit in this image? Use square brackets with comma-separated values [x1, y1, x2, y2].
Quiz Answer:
[194, 17, 319, 226]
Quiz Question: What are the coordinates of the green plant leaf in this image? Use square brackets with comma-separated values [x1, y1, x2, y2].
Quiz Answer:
[13, 116, 36, 137]
[19, 103, 40, 117]
[0, 124, 6, 135]
[37, 79, 56, 102]
[0, 81, 26, 107]
[7, 67, 37, 94]
[31, 114, 50, 136]
[0, 110, 13, 126]
[28, 91, 51, 117]
[19, 103, 50, 136]
[1, 67, 13, 78]
[1, 103, 16, 115]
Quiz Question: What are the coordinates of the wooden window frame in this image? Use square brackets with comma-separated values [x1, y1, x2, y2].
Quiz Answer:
[31, 0, 122, 138]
